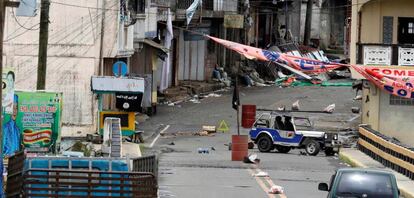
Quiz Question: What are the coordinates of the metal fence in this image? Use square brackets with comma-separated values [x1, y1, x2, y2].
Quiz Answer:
[22, 169, 157, 197]
[132, 155, 158, 179]
[358, 126, 414, 180]
[6, 151, 26, 198]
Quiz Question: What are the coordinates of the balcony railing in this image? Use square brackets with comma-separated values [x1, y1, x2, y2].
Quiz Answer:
[357, 43, 414, 66]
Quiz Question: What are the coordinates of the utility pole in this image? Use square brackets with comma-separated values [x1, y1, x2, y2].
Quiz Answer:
[36, 0, 50, 90]
[0, 0, 20, 155]
[304, 0, 313, 45]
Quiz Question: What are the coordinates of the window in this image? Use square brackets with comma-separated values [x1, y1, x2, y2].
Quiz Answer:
[409, 22, 414, 34]
[390, 95, 414, 106]
[398, 17, 414, 44]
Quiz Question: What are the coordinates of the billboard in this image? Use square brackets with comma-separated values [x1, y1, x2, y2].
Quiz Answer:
[14, 91, 63, 153]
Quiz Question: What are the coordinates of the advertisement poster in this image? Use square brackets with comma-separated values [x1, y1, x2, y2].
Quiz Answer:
[2, 69, 18, 157]
[2, 69, 15, 115]
[14, 91, 62, 153]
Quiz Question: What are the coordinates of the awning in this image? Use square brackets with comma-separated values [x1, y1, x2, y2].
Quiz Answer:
[143, 39, 169, 60]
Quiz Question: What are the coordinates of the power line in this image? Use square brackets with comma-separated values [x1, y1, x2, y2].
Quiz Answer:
[11, 9, 39, 31]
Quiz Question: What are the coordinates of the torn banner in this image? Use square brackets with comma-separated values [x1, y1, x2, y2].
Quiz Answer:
[352, 65, 414, 99]
[186, 0, 202, 25]
[207, 36, 343, 73]
[207, 35, 414, 99]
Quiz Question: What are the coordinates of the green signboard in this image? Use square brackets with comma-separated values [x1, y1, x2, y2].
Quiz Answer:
[14, 91, 62, 153]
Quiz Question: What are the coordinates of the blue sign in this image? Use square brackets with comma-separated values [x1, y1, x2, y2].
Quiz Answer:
[113, 61, 128, 77]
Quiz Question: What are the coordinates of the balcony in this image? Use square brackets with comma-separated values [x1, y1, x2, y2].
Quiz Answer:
[175, 0, 238, 19]
[357, 43, 414, 66]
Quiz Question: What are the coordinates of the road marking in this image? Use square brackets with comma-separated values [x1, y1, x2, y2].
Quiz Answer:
[249, 166, 288, 198]
[149, 125, 170, 148]
[248, 168, 277, 198]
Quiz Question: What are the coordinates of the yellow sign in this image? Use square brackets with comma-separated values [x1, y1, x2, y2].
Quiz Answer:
[217, 120, 230, 132]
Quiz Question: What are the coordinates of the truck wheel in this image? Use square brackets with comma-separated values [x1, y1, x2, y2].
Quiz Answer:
[275, 145, 291, 153]
[257, 135, 273, 152]
[324, 148, 335, 156]
[305, 140, 320, 156]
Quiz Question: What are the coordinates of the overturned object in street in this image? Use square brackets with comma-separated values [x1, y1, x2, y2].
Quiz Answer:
[268, 185, 285, 194]
[292, 100, 300, 111]
[323, 104, 336, 113]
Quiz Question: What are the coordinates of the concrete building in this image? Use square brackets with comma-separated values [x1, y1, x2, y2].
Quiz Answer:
[254, 0, 348, 51]
[3, 0, 134, 136]
[349, 0, 414, 146]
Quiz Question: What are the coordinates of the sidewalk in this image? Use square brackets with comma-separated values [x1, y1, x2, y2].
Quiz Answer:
[339, 148, 414, 198]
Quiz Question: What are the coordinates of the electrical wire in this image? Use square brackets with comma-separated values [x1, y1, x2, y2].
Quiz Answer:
[11, 9, 40, 31]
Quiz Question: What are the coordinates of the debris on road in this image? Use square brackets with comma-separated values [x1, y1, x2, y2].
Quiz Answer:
[353, 95, 362, 100]
[323, 104, 335, 113]
[243, 154, 260, 164]
[292, 100, 300, 110]
[268, 185, 285, 194]
[168, 142, 175, 146]
[253, 171, 269, 177]
[195, 131, 215, 137]
[248, 142, 254, 149]
[202, 125, 217, 133]
[197, 148, 210, 154]
[351, 107, 360, 114]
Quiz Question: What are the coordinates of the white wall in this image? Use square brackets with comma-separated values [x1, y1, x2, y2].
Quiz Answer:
[3, 0, 126, 136]
[378, 90, 414, 146]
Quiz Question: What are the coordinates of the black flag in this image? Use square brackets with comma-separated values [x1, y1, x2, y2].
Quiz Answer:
[232, 84, 240, 110]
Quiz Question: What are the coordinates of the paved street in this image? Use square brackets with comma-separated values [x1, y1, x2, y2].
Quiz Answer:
[141, 85, 359, 198]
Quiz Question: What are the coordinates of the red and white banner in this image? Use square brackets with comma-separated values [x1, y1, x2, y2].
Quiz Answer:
[207, 36, 414, 99]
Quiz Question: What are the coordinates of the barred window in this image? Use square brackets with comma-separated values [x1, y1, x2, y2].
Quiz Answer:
[390, 95, 414, 105]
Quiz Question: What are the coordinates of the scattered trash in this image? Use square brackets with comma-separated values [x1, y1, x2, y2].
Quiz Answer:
[248, 142, 254, 149]
[253, 171, 269, 177]
[206, 93, 222, 98]
[353, 95, 362, 100]
[243, 154, 260, 164]
[292, 100, 300, 111]
[268, 185, 284, 194]
[226, 143, 232, 150]
[189, 98, 201, 104]
[211, 147, 216, 151]
[168, 142, 175, 146]
[277, 105, 286, 111]
[198, 148, 210, 154]
[323, 104, 336, 113]
[351, 107, 360, 114]
[195, 131, 214, 136]
[202, 125, 216, 133]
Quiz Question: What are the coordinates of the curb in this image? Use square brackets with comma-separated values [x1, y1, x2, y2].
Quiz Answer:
[339, 150, 414, 198]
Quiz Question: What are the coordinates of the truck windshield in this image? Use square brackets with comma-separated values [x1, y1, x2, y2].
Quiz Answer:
[335, 172, 395, 198]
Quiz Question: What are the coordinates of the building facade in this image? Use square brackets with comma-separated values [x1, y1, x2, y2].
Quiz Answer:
[3, 0, 134, 136]
[350, 0, 414, 146]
